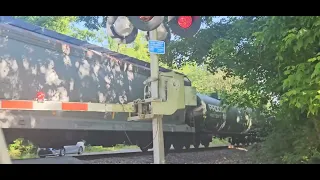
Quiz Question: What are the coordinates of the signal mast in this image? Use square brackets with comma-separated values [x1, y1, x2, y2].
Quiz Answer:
[106, 16, 202, 164]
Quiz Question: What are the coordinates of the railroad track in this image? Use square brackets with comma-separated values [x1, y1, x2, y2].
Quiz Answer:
[12, 145, 244, 164]
[73, 145, 233, 161]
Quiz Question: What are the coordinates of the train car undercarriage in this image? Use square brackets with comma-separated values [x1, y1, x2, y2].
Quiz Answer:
[3, 127, 258, 153]
[2, 128, 214, 153]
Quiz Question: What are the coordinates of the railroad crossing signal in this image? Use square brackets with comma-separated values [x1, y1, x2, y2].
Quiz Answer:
[167, 16, 202, 38]
[106, 16, 138, 44]
[106, 16, 202, 44]
[104, 16, 202, 164]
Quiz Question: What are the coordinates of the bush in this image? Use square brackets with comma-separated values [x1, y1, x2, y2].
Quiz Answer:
[8, 138, 37, 159]
[250, 117, 320, 164]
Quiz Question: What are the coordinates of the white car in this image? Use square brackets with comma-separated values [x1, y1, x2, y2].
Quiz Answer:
[38, 141, 85, 158]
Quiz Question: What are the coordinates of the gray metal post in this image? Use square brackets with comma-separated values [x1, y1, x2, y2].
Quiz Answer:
[0, 128, 11, 164]
[149, 29, 165, 164]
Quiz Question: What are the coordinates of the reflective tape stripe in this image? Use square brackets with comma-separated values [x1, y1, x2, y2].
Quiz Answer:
[0, 101, 93, 111]
[0, 100, 135, 113]
[1, 100, 33, 109]
[62, 102, 88, 111]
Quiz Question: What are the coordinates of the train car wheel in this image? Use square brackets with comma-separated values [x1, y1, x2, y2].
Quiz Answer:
[184, 143, 190, 150]
[193, 135, 201, 149]
[138, 141, 152, 153]
[164, 135, 171, 149]
[201, 136, 211, 148]
[173, 142, 183, 151]
[78, 147, 83, 155]
[164, 143, 171, 153]
[193, 141, 200, 149]
[139, 146, 149, 152]
[202, 141, 210, 148]
[229, 138, 236, 145]
[59, 148, 66, 156]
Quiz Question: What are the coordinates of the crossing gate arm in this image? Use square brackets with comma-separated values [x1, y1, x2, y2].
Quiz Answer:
[0, 100, 136, 113]
[0, 71, 197, 122]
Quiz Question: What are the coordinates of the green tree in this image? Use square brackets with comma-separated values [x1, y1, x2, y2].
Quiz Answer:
[176, 62, 243, 95]
[164, 16, 320, 163]
[107, 32, 150, 62]
[16, 16, 77, 34]
[15, 16, 96, 41]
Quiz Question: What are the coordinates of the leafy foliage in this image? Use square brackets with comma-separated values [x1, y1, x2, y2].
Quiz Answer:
[77, 16, 106, 30]
[8, 138, 37, 159]
[107, 32, 151, 62]
[15, 16, 78, 34]
[176, 63, 243, 95]
[15, 16, 96, 42]
[166, 16, 320, 163]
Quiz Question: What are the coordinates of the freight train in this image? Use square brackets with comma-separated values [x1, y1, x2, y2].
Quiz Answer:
[0, 16, 258, 152]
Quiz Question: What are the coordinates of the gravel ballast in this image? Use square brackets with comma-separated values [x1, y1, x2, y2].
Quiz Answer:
[84, 148, 256, 164]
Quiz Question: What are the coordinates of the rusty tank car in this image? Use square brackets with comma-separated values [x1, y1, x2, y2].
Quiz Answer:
[0, 16, 258, 152]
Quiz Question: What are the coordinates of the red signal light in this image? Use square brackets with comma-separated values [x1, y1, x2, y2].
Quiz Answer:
[36, 91, 45, 102]
[168, 16, 202, 38]
[177, 16, 193, 29]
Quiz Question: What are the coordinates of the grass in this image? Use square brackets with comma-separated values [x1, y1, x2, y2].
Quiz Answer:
[9, 151, 38, 160]
[85, 144, 138, 153]
[19, 153, 38, 159]
[210, 137, 229, 146]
